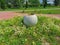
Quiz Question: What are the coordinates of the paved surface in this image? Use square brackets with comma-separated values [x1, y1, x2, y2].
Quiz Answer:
[0, 11, 60, 20]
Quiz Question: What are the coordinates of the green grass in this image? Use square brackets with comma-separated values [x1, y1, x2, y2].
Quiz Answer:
[0, 16, 60, 45]
[0, 6, 60, 14]
[9, 8, 60, 14]
[21, 9, 60, 14]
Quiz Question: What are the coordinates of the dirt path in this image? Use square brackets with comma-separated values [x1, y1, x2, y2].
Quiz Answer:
[0, 12, 16, 20]
[0, 11, 27, 20]
[0, 11, 60, 20]
[38, 14, 60, 19]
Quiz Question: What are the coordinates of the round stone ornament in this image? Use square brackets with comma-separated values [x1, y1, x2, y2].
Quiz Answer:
[23, 14, 38, 26]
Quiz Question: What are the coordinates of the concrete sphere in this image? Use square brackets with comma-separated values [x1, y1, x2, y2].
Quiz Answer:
[23, 15, 38, 26]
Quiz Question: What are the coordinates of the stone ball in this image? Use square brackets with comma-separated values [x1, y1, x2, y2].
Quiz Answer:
[23, 15, 38, 26]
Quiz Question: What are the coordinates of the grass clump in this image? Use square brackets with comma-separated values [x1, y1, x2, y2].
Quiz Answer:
[0, 16, 60, 45]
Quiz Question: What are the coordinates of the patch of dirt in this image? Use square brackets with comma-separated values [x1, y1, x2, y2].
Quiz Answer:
[0, 11, 60, 20]
[0, 12, 16, 20]
[41, 37, 50, 45]
[56, 36, 60, 45]
[0, 11, 28, 20]
[56, 36, 60, 40]
[37, 14, 60, 19]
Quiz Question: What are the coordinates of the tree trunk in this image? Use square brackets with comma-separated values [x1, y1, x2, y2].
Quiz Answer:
[43, 0, 47, 8]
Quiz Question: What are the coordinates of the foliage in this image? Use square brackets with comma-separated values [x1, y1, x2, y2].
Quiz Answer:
[0, 0, 6, 10]
[29, 0, 40, 7]
[54, 0, 60, 6]
[0, 0, 40, 9]
[0, 16, 60, 45]
[43, 0, 47, 8]
[0, 0, 60, 10]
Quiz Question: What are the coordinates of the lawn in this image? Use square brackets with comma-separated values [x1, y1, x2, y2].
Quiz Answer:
[0, 16, 60, 45]
[22, 9, 60, 14]
[0, 6, 60, 14]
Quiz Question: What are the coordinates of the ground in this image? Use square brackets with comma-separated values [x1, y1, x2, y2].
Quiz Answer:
[0, 11, 60, 45]
[0, 11, 60, 20]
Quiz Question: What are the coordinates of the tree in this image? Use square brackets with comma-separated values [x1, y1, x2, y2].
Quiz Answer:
[54, 0, 60, 6]
[12, 0, 19, 8]
[13, 0, 24, 8]
[59, 0, 60, 5]
[54, 0, 58, 6]
[24, 0, 28, 9]
[43, 0, 47, 8]
[19, 0, 24, 8]
[0, 0, 6, 10]
[29, 0, 40, 7]
[0, 0, 1, 9]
